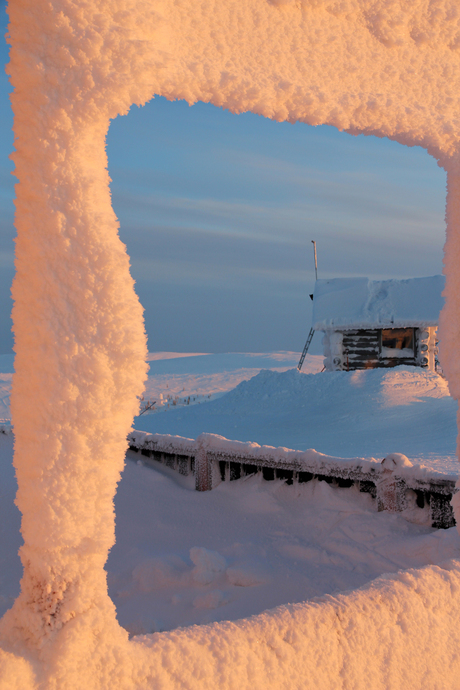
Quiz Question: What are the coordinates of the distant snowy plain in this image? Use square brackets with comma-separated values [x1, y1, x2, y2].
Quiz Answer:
[0, 352, 458, 637]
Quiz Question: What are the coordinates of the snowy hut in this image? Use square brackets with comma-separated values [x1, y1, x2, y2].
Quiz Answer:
[312, 275, 445, 372]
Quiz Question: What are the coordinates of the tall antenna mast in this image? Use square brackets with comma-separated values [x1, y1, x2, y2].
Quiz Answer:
[312, 240, 318, 281]
[297, 240, 318, 372]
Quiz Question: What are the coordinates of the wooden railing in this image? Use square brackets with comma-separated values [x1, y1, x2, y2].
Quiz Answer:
[127, 431, 457, 530]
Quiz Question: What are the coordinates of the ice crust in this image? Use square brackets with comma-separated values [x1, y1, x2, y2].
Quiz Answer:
[3, 0, 460, 688]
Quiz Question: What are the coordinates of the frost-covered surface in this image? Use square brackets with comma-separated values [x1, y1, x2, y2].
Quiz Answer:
[312, 275, 445, 330]
[137, 364, 458, 477]
[130, 428, 458, 486]
[4, 0, 460, 687]
[1, 354, 459, 687]
[1, 0, 150, 673]
[141, 351, 321, 411]
[110, 455, 460, 635]
[0, 430, 459, 680]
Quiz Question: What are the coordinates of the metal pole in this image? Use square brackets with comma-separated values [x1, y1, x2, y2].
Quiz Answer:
[298, 241, 318, 372]
[312, 240, 317, 281]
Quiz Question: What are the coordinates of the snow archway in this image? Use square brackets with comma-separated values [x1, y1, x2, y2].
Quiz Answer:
[2, 1, 460, 688]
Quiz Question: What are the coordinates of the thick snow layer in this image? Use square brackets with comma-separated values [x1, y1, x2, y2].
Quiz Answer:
[1, 429, 459, 687]
[312, 275, 445, 330]
[3, 0, 150, 661]
[0, 354, 459, 686]
[109, 455, 459, 634]
[136, 365, 458, 476]
[5, 0, 460, 686]
[130, 430, 459, 490]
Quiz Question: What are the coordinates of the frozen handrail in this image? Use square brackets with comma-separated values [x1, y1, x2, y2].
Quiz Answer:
[128, 431, 457, 529]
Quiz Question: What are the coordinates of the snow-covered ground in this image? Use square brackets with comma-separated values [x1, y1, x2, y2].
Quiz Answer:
[1, 352, 459, 640]
[108, 455, 459, 635]
[136, 352, 458, 476]
[139, 351, 321, 412]
[0, 351, 320, 422]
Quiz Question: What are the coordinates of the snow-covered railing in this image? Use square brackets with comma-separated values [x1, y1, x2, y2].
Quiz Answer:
[127, 431, 457, 530]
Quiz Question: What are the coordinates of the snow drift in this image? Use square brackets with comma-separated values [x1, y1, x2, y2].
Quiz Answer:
[137, 366, 458, 472]
[2, 0, 460, 688]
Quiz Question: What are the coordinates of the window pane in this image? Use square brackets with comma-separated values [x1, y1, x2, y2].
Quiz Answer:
[381, 328, 414, 350]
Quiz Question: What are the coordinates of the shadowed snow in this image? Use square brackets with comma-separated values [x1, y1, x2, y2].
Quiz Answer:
[136, 364, 458, 475]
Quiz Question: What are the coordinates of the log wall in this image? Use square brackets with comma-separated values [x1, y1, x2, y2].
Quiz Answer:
[341, 329, 417, 370]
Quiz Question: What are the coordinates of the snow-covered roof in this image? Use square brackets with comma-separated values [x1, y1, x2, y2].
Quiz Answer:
[312, 275, 445, 331]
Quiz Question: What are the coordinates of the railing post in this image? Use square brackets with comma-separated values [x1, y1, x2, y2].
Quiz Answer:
[195, 435, 213, 491]
[377, 454, 410, 513]
[430, 493, 456, 529]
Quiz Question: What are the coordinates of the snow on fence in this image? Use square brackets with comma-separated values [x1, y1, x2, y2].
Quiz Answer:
[128, 431, 457, 530]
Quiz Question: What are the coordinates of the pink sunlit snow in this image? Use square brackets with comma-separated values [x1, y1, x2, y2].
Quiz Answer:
[3, 0, 460, 688]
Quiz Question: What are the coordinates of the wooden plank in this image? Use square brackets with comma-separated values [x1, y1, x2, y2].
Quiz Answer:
[343, 334, 380, 342]
[344, 345, 376, 350]
[380, 358, 416, 366]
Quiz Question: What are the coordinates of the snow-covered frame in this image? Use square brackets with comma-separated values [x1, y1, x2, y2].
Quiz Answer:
[1, 0, 460, 687]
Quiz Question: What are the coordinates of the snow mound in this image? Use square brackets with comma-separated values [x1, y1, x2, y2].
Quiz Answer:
[220, 366, 451, 412]
[190, 547, 227, 585]
[382, 453, 413, 469]
[138, 367, 458, 473]
[192, 589, 228, 610]
[132, 556, 188, 592]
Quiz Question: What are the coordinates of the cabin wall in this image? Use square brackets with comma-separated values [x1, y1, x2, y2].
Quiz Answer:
[322, 327, 438, 372]
[416, 327, 437, 371]
[343, 330, 385, 370]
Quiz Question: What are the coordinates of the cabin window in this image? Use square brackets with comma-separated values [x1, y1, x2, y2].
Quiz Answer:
[380, 328, 415, 357]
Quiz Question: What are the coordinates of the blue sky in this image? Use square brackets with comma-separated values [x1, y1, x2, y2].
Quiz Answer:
[0, 3, 448, 355]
